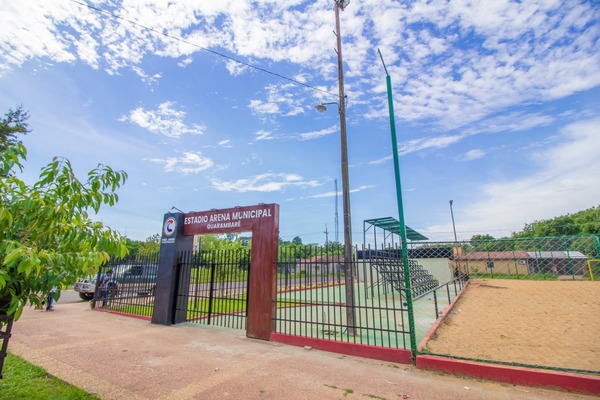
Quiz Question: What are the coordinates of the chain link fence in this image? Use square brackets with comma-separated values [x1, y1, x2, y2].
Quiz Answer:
[90, 235, 599, 375]
[417, 234, 600, 375]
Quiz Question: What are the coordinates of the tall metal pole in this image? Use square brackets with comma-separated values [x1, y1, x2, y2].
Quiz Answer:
[449, 200, 461, 277]
[334, 0, 355, 336]
[378, 49, 416, 363]
[449, 200, 458, 242]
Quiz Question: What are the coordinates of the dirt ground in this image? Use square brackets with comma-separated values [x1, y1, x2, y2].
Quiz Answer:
[423, 279, 600, 372]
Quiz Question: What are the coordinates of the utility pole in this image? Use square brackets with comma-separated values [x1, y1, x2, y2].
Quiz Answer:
[333, 0, 355, 336]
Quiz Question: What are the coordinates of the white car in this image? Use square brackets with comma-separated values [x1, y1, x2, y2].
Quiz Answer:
[73, 276, 97, 301]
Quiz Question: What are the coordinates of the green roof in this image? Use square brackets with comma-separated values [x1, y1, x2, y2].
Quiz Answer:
[364, 217, 428, 241]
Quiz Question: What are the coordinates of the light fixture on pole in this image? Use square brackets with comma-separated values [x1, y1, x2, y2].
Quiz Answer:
[315, 0, 355, 335]
[315, 102, 338, 113]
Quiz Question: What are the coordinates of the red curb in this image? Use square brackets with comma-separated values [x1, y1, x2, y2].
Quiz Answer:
[271, 332, 413, 364]
[93, 308, 152, 321]
[416, 355, 600, 396]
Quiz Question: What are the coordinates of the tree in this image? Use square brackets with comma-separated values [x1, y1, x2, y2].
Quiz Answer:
[0, 142, 129, 321]
[0, 106, 29, 154]
[470, 234, 496, 242]
[139, 234, 160, 254]
[512, 206, 600, 238]
[125, 238, 144, 256]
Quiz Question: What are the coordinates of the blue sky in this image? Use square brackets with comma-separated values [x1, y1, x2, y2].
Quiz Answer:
[1, 0, 599, 245]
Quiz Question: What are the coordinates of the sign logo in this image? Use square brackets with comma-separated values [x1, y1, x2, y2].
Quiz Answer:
[163, 217, 177, 237]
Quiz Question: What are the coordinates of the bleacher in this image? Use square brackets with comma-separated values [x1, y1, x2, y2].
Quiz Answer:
[368, 256, 439, 299]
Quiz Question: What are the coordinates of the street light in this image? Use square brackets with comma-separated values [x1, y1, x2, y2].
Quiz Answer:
[315, 0, 355, 335]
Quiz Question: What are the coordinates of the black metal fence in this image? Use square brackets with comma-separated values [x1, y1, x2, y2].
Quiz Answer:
[175, 249, 250, 330]
[94, 253, 159, 318]
[92, 235, 599, 374]
[273, 245, 463, 350]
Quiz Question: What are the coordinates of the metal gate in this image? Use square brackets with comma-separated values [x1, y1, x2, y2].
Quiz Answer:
[175, 249, 251, 330]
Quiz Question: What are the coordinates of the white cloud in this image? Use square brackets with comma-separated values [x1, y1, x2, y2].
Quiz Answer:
[131, 66, 161, 85]
[368, 155, 392, 165]
[461, 149, 486, 161]
[462, 112, 556, 137]
[120, 102, 205, 138]
[365, 0, 600, 128]
[305, 184, 376, 199]
[3, 1, 598, 131]
[248, 99, 279, 115]
[177, 57, 193, 68]
[248, 82, 307, 117]
[433, 117, 600, 239]
[368, 133, 473, 163]
[146, 151, 213, 175]
[225, 59, 250, 76]
[254, 130, 275, 141]
[0, 1, 78, 75]
[299, 125, 338, 141]
[212, 173, 321, 192]
[399, 134, 465, 155]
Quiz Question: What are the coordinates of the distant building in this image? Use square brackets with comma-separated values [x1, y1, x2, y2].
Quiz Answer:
[454, 250, 588, 276]
[527, 251, 588, 275]
[295, 255, 344, 276]
[455, 251, 530, 275]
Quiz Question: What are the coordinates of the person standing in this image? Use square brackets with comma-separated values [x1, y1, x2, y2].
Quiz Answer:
[46, 286, 57, 311]
[100, 270, 114, 307]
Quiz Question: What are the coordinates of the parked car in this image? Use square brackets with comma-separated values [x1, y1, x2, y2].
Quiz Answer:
[108, 264, 158, 296]
[74, 264, 158, 301]
[73, 275, 97, 301]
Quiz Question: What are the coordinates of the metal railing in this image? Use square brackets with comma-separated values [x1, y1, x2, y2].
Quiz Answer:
[273, 244, 459, 350]
[176, 249, 250, 330]
[93, 253, 159, 318]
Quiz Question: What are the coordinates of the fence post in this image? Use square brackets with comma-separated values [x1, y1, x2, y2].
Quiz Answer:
[380, 50, 417, 364]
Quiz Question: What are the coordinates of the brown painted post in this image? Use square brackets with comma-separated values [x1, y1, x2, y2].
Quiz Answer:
[182, 204, 279, 340]
[246, 205, 279, 339]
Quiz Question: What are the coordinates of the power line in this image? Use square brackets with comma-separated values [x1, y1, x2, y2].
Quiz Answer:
[69, 0, 338, 98]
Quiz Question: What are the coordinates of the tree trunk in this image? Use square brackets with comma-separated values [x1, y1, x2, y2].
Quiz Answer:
[0, 296, 14, 379]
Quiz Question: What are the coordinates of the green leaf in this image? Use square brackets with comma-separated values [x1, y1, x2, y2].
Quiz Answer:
[4, 247, 23, 267]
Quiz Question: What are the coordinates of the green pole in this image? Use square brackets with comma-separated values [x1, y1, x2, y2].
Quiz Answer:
[593, 235, 600, 259]
[378, 49, 417, 363]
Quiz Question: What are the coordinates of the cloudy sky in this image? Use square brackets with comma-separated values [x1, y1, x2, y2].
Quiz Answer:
[1, 0, 599, 245]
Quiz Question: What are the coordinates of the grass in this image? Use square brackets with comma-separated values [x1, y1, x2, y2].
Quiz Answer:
[0, 352, 99, 399]
[469, 272, 559, 280]
[107, 295, 309, 318]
